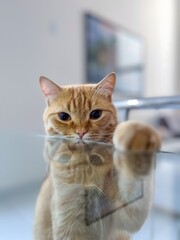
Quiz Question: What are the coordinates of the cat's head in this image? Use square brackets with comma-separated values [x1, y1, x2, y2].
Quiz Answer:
[40, 73, 118, 142]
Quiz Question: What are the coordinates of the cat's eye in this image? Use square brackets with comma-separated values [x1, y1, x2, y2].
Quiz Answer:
[58, 112, 71, 121]
[89, 154, 103, 166]
[90, 109, 102, 120]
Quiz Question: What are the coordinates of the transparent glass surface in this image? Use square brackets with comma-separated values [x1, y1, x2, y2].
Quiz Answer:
[0, 134, 180, 240]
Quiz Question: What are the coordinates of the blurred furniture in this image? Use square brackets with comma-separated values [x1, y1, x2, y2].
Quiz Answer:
[114, 95, 180, 121]
[114, 95, 180, 221]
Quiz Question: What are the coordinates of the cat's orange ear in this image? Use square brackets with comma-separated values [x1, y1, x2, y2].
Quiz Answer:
[39, 76, 61, 102]
[96, 72, 116, 100]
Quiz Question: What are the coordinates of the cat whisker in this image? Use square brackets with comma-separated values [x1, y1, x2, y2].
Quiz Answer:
[62, 135, 77, 139]
[87, 133, 114, 136]
[62, 133, 114, 139]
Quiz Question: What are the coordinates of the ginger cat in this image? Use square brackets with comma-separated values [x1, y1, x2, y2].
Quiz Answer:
[39, 72, 160, 150]
[34, 72, 161, 239]
[39, 73, 117, 142]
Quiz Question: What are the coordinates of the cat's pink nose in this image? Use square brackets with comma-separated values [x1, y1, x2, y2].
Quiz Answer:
[75, 131, 86, 139]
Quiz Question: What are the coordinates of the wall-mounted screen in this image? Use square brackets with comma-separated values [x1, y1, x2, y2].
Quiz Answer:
[84, 13, 145, 98]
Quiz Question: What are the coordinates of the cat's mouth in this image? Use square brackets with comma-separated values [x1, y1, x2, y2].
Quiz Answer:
[62, 133, 106, 143]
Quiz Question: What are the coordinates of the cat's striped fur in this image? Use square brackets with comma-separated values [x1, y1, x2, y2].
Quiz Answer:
[34, 73, 161, 240]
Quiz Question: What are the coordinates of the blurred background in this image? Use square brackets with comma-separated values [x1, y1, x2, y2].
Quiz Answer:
[0, 0, 180, 134]
[0, 0, 180, 239]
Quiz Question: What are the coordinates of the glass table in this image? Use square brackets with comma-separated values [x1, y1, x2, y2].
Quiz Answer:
[0, 134, 180, 240]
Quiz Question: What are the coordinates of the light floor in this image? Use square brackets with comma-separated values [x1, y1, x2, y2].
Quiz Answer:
[0, 185, 40, 240]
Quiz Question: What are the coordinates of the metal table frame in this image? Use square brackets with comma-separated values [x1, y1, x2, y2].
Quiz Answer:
[113, 96, 180, 121]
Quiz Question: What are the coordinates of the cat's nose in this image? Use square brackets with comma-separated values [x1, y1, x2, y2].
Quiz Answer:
[75, 130, 87, 139]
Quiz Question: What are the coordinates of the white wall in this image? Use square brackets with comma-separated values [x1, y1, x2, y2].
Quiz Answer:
[0, 133, 45, 192]
[175, 0, 180, 92]
[0, 0, 177, 135]
[141, 0, 177, 96]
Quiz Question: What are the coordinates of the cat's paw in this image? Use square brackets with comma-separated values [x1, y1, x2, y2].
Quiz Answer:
[113, 120, 161, 152]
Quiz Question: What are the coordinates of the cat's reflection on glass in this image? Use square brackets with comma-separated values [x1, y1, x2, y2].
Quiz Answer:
[34, 138, 155, 240]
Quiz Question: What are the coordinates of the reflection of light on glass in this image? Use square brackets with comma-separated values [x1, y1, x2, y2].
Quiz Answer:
[127, 99, 139, 106]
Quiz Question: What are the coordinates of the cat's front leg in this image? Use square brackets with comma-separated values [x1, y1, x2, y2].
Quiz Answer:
[113, 120, 161, 152]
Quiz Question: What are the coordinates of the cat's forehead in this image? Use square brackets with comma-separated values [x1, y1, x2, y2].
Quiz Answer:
[47, 83, 113, 115]
[58, 85, 102, 108]
[62, 85, 97, 98]
[62, 88, 96, 112]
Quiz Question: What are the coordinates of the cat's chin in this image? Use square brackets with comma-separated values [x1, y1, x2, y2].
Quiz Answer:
[55, 135, 94, 144]
[47, 133, 111, 144]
